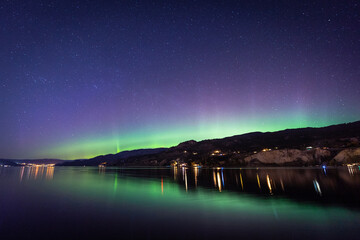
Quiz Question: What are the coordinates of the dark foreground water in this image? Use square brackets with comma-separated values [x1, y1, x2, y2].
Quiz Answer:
[0, 166, 360, 240]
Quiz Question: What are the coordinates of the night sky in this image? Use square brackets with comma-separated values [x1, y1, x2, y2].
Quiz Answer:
[1, 0, 360, 160]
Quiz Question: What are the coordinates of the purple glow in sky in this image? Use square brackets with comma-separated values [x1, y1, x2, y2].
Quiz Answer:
[0, 0, 359, 159]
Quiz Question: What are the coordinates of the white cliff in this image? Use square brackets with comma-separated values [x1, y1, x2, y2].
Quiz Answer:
[244, 148, 331, 165]
[333, 148, 360, 162]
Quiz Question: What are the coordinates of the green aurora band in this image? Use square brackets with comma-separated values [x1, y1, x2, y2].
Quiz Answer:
[43, 168, 358, 224]
[39, 114, 343, 160]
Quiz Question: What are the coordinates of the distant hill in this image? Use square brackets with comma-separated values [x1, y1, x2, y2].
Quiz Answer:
[107, 120, 360, 167]
[57, 148, 167, 166]
[14, 159, 66, 165]
[4, 121, 360, 168]
[0, 159, 66, 165]
[0, 159, 19, 166]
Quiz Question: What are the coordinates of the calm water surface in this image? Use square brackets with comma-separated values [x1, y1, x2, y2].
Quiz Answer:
[0, 166, 360, 239]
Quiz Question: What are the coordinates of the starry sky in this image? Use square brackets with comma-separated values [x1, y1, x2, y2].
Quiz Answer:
[1, 0, 360, 160]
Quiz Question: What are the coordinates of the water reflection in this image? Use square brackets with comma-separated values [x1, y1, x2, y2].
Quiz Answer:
[1, 165, 360, 209]
[194, 167, 198, 187]
[313, 179, 322, 196]
[161, 177, 164, 195]
[266, 174, 273, 194]
[13, 166, 55, 181]
[348, 165, 358, 176]
[257, 173, 261, 189]
[166, 166, 360, 208]
[184, 168, 188, 191]
[113, 173, 118, 193]
[212, 168, 224, 192]
[19, 166, 25, 182]
[217, 170, 222, 192]
[239, 172, 243, 190]
[1, 165, 360, 239]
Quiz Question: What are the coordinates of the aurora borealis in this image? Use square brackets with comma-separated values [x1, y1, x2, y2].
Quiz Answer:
[1, 1, 360, 159]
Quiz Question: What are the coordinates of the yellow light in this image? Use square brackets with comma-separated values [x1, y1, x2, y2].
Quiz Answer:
[257, 174, 261, 189]
[217, 171, 222, 192]
[213, 170, 217, 187]
[161, 178, 164, 195]
[240, 173, 243, 190]
[267, 174, 272, 194]
[194, 167, 198, 187]
[184, 169, 188, 192]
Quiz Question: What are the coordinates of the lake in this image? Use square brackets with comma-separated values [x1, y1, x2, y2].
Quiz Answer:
[0, 166, 360, 239]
